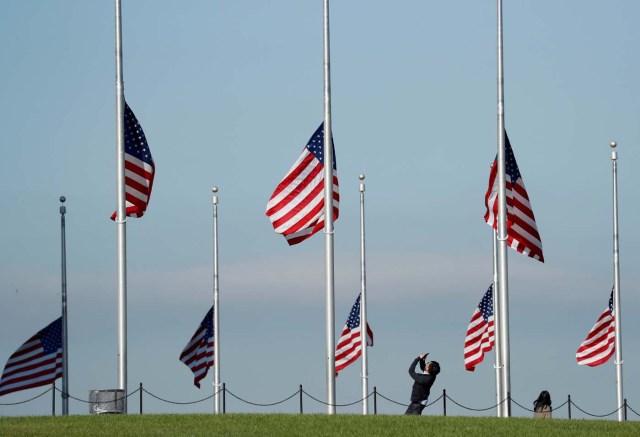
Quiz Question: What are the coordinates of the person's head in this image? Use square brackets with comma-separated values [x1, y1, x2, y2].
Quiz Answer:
[425, 361, 440, 376]
[534, 390, 551, 407]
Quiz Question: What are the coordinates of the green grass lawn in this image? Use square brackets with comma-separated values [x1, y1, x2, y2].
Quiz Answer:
[1, 414, 639, 436]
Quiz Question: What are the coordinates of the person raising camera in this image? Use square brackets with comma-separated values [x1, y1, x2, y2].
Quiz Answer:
[405, 353, 441, 415]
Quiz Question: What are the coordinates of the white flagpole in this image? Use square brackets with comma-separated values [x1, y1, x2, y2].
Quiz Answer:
[609, 141, 624, 422]
[212, 187, 221, 414]
[114, 0, 128, 412]
[496, 0, 511, 417]
[359, 174, 369, 415]
[492, 230, 503, 417]
[59, 196, 69, 416]
[322, 0, 337, 415]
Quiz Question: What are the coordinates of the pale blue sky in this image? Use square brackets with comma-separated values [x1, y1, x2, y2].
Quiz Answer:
[1, 1, 639, 418]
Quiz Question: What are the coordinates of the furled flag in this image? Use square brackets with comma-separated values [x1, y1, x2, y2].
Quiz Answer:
[0, 318, 63, 397]
[335, 294, 373, 376]
[111, 100, 155, 220]
[464, 285, 495, 372]
[576, 290, 615, 367]
[266, 123, 339, 245]
[484, 132, 544, 262]
[179, 306, 214, 388]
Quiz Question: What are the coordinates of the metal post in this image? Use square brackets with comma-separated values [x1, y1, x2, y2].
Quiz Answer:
[139, 382, 143, 414]
[443, 389, 447, 417]
[322, 0, 337, 415]
[114, 0, 128, 413]
[52, 382, 56, 416]
[496, 0, 511, 418]
[299, 385, 303, 414]
[610, 142, 624, 422]
[212, 187, 221, 414]
[492, 231, 503, 417]
[59, 196, 69, 416]
[567, 394, 571, 419]
[359, 174, 369, 415]
[624, 398, 627, 421]
[373, 386, 377, 415]
[222, 382, 226, 414]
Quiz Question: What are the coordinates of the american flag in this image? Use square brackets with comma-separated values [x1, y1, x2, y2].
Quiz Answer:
[179, 306, 214, 388]
[464, 285, 495, 372]
[111, 100, 155, 220]
[576, 290, 615, 367]
[484, 132, 544, 262]
[335, 294, 373, 376]
[0, 318, 63, 397]
[266, 123, 339, 245]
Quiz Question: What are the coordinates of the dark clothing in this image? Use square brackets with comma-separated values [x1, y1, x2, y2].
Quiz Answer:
[405, 357, 437, 415]
[408, 357, 436, 402]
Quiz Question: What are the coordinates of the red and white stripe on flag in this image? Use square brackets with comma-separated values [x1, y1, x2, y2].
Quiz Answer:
[464, 285, 495, 372]
[576, 292, 615, 367]
[266, 124, 339, 245]
[484, 133, 544, 262]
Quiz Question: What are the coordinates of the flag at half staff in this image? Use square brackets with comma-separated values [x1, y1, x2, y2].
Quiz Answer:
[576, 290, 615, 367]
[111, 100, 155, 220]
[464, 285, 495, 372]
[335, 294, 373, 376]
[266, 123, 339, 245]
[0, 318, 63, 397]
[484, 132, 544, 262]
[180, 306, 214, 388]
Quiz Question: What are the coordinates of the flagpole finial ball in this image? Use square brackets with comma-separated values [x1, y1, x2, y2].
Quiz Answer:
[212, 187, 218, 193]
[609, 141, 617, 149]
[59, 196, 66, 203]
[358, 174, 365, 181]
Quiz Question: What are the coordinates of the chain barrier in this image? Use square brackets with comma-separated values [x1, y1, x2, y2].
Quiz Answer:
[142, 387, 220, 405]
[225, 389, 298, 407]
[445, 393, 507, 412]
[569, 399, 623, 418]
[54, 386, 140, 404]
[0, 387, 52, 405]
[1, 384, 636, 420]
[374, 391, 443, 408]
[301, 389, 373, 407]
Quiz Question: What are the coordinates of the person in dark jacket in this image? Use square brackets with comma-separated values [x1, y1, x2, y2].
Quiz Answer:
[405, 353, 440, 415]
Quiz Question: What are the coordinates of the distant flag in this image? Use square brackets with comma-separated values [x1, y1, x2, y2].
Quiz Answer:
[484, 132, 544, 262]
[576, 290, 615, 367]
[111, 100, 155, 220]
[464, 285, 495, 372]
[0, 318, 63, 397]
[266, 123, 339, 245]
[335, 294, 373, 376]
[179, 306, 214, 388]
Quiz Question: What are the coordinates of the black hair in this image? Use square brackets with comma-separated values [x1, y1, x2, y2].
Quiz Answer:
[533, 390, 552, 410]
[427, 361, 440, 376]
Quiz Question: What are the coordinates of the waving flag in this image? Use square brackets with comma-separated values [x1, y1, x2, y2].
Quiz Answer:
[576, 290, 615, 367]
[484, 132, 544, 262]
[266, 123, 339, 245]
[111, 100, 155, 220]
[180, 307, 214, 388]
[464, 285, 495, 372]
[0, 318, 63, 397]
[335, 294, 373, 376]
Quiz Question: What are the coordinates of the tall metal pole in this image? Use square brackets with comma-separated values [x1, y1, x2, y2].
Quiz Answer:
[322, 0, 337, 415]
[212, 187, 221, 414]
[496, 0, 511, 417]
[60, 197, 69, 416]
[114, 0, 128, 412]
[492, 230, 503, 417]
[610, 141, 624, 422]
[359, 174, 369, 415]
